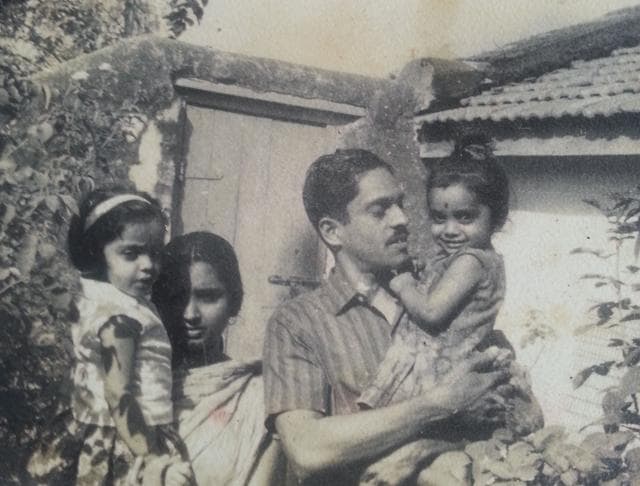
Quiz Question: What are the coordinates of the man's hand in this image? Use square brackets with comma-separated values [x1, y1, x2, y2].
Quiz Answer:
[389, 272, 417, 296]
[430, 349, 510, 414]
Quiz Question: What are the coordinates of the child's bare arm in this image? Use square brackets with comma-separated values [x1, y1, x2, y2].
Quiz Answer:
[391, 254, 484, 332]
[98, 316, 157, 456]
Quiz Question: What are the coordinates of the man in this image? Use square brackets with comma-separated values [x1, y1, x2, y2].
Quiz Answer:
[263, 149, 506, 484]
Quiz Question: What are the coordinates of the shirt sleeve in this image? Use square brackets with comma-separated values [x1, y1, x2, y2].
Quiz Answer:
[263, 304, 329, 430]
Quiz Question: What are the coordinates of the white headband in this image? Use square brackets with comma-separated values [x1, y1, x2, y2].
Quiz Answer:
[84, 194, 151, 231]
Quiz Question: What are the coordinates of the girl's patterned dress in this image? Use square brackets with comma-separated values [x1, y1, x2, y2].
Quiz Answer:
[359, 247, 506, 408]
[27, 278, 186, 485]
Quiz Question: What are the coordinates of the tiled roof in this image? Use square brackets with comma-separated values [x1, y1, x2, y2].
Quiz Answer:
[417, 45, 640, 124]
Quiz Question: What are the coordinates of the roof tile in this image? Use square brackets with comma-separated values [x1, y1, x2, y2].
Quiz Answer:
[418, 43, 640, 124]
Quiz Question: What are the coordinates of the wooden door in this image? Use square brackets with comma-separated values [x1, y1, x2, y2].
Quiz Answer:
[180, 104, 343, 358]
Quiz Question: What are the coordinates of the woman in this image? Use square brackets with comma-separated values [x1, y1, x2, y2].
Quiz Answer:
[152, 232, 282, 486]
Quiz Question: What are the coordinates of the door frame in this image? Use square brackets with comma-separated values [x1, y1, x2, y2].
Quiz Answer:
[171, 77, 367, 236]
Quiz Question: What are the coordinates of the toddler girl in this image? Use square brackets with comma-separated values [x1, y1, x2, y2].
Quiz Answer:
[27, 187, 192, 485]
[359, 140, 541, 436]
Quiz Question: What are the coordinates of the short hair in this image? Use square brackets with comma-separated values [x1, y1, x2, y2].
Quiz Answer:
[67, 186, 165, 278]
[428, 135, 510, 230]
[302, 149, 394, 229]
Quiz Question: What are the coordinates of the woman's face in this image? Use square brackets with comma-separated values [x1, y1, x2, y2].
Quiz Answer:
[182, 261, 232, 350]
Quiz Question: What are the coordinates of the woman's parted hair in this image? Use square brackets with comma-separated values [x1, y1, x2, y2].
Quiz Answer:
[152, 231, 244, 319]
[67, 186, 165, 278]
[427, 135, 510, 231]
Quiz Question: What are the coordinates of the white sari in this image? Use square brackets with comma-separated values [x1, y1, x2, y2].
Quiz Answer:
[173, 359, 267, 486]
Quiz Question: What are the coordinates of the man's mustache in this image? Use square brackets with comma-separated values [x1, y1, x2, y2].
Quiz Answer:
[386, 228, 409, 245]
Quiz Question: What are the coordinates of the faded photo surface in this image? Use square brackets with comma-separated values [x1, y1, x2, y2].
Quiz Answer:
[4, 1, 640, 484]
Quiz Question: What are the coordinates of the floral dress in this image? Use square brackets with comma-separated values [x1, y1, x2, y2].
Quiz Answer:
[26, 278, 186, 485]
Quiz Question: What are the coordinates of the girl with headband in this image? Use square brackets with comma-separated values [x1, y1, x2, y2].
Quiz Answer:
[27, 187, 193, 486]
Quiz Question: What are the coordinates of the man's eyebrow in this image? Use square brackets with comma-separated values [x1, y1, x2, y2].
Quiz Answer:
[364, 193, 404, 209]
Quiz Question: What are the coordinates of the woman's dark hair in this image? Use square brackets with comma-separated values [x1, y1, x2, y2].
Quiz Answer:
[427, 135, 510, 230]
[152, 232, 244, 359]
[67, 186, 165, 279]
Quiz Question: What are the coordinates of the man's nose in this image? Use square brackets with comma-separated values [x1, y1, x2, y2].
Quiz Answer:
[389, 204, 409, 227]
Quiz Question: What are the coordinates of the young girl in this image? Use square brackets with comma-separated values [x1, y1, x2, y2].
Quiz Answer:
[359, 139, 541, 436]
[27, 187, 192, 486]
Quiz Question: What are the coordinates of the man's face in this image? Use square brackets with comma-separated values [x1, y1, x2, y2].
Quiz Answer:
[335, 168, 410, 273]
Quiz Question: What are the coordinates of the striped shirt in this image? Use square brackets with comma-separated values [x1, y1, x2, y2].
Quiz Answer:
[263, 265, 406, 422]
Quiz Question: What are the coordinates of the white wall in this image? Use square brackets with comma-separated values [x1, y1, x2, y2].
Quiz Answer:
[494, 155, 640, 433]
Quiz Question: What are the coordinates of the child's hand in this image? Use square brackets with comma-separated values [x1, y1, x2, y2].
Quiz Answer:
[390, 272, 416, 296]
[164, 460, 194, 486]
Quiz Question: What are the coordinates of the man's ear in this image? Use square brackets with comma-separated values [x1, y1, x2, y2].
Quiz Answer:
[318, 216, 343, 249]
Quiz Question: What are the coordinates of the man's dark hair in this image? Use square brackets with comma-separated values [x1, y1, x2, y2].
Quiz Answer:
[302, 149, 394, 229]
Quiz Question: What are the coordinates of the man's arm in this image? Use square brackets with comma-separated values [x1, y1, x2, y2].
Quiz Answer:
[274, 352, 506, 480]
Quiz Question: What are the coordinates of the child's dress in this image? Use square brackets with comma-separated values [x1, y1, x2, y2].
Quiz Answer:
[27, 278, 185, 485]
[359, 247, 505, 408]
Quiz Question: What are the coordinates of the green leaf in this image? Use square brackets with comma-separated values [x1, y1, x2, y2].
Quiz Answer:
[44, 195, 60, 213]
[602, 388, 627, 421]
[583, 198, 603, 210]
[573, 361, 616, 388]
[1, 203, 16, 226]
[37, 242, 56, 261]
[620, 367, 640, 395]
[15, 232, 38, 279]
[59, 194, 79, 215]
[620, 312, 640, 323]
[530, 426, 566, 451]
[625, 447, 640, 473]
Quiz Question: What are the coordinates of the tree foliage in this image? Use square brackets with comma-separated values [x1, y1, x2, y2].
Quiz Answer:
[0, 1, 207, 481]
[0, 0, 207, 124]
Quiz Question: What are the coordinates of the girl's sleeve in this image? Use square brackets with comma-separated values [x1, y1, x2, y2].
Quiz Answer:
[98, 314, 143, 339]
[98, 314, 153, 457]
[453, 248, 491, 270]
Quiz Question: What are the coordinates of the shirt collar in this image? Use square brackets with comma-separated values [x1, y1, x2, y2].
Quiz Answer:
[325, 264, 393, 316]
[324, 265, 363, 315]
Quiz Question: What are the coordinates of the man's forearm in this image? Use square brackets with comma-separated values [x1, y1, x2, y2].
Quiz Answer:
[276, 393, 457, 478]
